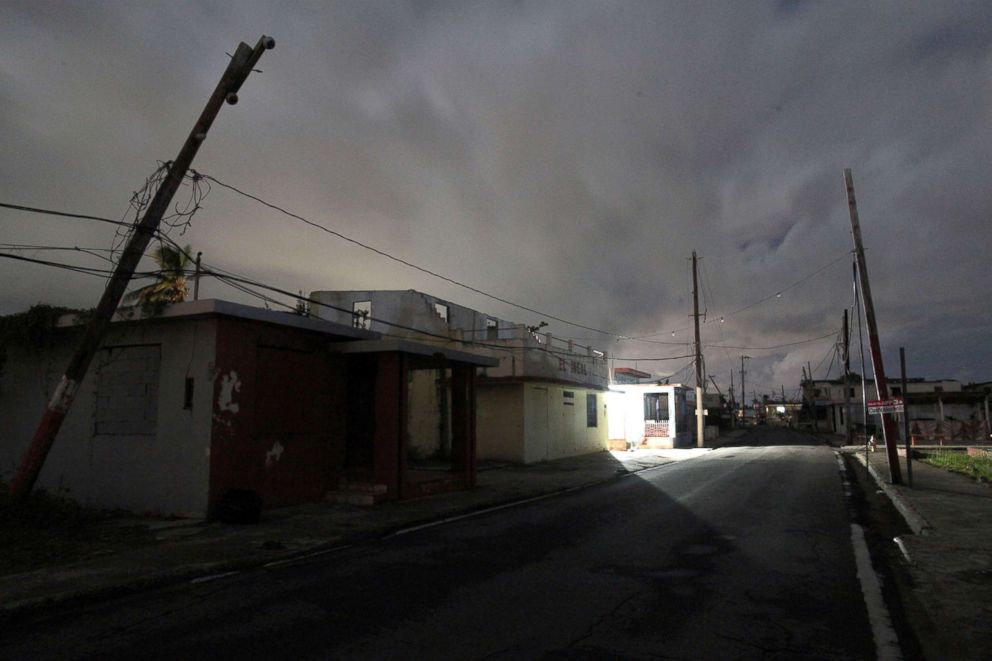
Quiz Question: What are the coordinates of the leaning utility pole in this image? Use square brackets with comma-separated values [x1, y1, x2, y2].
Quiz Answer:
[844, 168, 902, 484]
[692, 251, 705, 447]
[10, 36, 275, 498]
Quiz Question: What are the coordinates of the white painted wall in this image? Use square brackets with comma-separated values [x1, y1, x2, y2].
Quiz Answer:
[476, 383, 525, 462]
[522, 384, 607, 463]
[0, 318, 216, 515]
[407, 368, 448, 460]
[476, 383, 607, 463]
[606, 384, 692, 448]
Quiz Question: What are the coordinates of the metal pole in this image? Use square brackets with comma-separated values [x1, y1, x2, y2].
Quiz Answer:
[843, 309, 852, 446]
[10, 36, 275, 498]
[845, 168, 902, 484]
[900, 347, 912, 487]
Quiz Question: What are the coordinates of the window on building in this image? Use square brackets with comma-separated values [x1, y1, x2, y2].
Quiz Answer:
[434, 302, 449, 323]
[95, 344, 161, 436]
[563, 391, 575, 406]
[643, 392, 669, 422]
[934, 385, 943, 393]
[586, 393, 598, 427]
[486, 317, 498, 340]
[183, 377, 194, 410]
[352, 300, 371, 329]
[891, 386, 901, 396]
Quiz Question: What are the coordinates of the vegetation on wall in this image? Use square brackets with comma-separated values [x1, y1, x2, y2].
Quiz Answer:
[0, 304, 90, 379]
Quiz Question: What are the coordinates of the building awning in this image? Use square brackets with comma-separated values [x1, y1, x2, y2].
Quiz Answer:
[330, 338, 498, 368]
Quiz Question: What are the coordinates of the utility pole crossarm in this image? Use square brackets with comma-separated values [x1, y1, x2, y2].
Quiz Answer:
[10, 36, 275, 499]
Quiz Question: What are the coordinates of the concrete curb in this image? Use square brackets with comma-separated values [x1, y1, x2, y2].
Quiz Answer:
[1, 453, 691, 622]
[851, 452, 932, 536]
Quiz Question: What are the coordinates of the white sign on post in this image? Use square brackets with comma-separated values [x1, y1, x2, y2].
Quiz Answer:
[867, 398, 904, 415]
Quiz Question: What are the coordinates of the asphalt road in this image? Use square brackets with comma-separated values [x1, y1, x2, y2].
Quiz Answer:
[2, 428, 884, 660]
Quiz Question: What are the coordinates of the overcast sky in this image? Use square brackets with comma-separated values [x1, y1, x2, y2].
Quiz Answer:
[2, 1, 990, 399]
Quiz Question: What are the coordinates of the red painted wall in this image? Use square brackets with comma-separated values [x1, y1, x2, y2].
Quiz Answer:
[209, 318, 348, 511]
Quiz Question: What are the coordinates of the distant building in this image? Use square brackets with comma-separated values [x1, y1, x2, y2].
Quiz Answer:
[802, 376, 991, 443]
[310, 289, 610, 464]
[612, 367, 652, 384]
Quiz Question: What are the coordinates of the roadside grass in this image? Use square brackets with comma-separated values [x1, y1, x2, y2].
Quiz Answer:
[918, 449, 992, 484]
[0, 480, 153, 576]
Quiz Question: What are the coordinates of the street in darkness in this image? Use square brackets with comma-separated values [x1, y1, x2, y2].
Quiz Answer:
[1, 429, 883, 660]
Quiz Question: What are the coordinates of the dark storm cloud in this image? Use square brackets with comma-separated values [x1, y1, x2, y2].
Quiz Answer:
[1, 1, 990, 396]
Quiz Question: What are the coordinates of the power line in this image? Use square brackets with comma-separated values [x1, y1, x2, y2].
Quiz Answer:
[0, 202, 137, 229]
[609, 353, 696, 362]
[0, 252, 165, 279]
[198, 172, 629, 339]
[704, 331, 838, 351]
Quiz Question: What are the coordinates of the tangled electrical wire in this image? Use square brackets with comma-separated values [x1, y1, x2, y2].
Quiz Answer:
[108, 162, 211, 276]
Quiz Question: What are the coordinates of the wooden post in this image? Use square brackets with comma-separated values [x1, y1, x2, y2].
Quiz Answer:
[10, 36, 275, 498]
[845, 168, 902, 484]
[692, 251, 704, 447]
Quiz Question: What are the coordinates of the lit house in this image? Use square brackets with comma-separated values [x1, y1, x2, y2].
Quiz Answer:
[605, 383, 695, 449]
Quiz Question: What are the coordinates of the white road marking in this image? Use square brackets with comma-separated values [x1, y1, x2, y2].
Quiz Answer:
[837, 451, 903, 659]
[850, 523, 902, 660]
[263, 545, 354, 569]
[190, 570, 240, 585]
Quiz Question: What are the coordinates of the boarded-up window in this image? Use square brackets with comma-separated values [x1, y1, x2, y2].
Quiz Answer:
[95, 344, 161, 436]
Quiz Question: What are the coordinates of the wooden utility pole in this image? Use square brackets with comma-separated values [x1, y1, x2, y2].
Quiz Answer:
[692, 251, 704, 446]
[740, 355, 750, 424]
[843, 309, 853, 446]
[844, 168, 902, 484]
[10, 36, 275, 498]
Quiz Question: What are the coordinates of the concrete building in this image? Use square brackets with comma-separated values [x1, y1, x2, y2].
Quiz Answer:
[612, 367, 652, 385]
[804, 376, 991, 443]
[309, 289, 610, 464]
[0, 300, 494, 515]
[605, 383, 695, 449]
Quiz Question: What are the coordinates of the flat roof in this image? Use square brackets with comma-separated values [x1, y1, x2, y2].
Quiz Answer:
[608, 383, 689, 392]
[58, 299, 380, 341]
